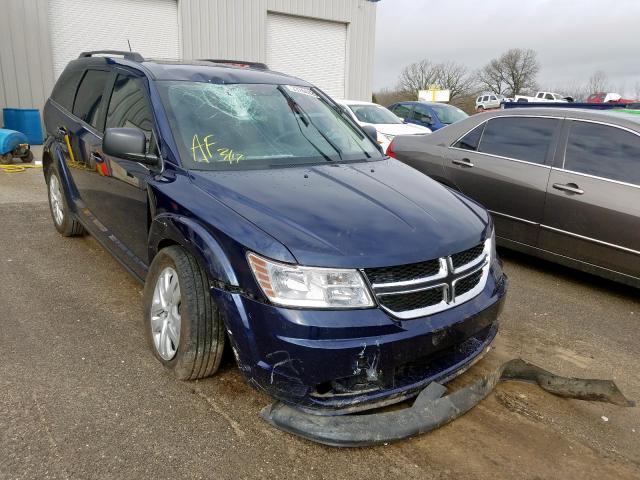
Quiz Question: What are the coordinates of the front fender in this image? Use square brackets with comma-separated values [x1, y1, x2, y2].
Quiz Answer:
[148, 213, 239, 286]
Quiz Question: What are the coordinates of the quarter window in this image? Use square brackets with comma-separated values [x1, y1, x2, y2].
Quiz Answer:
[564, 121, 640, 185]
[72, 70, 110, 130]
[478, 117, 559, 165]
[50, 68, 83, 111]
[453, 123, 485, 151]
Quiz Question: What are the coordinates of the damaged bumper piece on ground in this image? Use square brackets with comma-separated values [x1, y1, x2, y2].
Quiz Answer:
[260, 358, 635, 447]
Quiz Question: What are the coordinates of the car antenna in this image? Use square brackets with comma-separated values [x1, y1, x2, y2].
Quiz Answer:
[127, 39, 132, 52]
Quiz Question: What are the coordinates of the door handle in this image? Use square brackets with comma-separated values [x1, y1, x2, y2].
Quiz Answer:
[452, 158, 474, 168]
[90, 152, 104, 164]
[553, 182, 584, 195]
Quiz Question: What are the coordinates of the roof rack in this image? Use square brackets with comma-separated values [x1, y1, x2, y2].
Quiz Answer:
[199, 59, 269, 70]
[78, 50, 145, 62]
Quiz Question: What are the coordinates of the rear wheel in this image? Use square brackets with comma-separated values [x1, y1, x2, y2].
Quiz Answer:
[143, 246, 225, 380]
[46, 169, 85, 236]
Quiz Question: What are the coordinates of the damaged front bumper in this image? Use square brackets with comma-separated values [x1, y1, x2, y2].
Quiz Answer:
[260, 358, 636, 447]
[214, 271, 507, 413]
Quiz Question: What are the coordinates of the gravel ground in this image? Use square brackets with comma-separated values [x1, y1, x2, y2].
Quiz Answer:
[1, 167, 638, 480]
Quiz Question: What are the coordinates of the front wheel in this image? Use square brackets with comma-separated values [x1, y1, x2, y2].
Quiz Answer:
[143, 246, 225, 380]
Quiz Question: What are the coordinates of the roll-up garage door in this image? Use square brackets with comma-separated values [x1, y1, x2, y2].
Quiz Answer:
[267, 13, 347, 99]
[48, 0, 180, 78]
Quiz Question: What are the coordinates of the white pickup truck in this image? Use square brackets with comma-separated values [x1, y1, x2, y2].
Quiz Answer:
[514, 91, 573, 103]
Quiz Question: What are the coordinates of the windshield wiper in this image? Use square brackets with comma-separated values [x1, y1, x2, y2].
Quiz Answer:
[277, 85, 344, 162]
[311, 87, 372, 159]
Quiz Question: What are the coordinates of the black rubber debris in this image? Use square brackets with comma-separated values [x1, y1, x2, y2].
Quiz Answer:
[260, 358, 635, 447]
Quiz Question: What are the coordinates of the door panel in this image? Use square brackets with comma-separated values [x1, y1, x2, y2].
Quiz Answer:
[540, 120, 640, 277]
[66, 68, 111, 216]
[445, 117, 560, 246]
[540, 170, 640, 277]
[96, 73, 157, 267]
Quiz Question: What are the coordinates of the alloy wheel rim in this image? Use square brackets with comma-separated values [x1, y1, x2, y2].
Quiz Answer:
[49, 175, 64, 225]
[151, 267, 181, 360]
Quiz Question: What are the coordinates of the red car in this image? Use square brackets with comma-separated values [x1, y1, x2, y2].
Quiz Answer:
[587, 92, 635, 104]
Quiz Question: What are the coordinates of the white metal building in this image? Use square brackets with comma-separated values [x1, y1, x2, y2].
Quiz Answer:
[0, 0, 379, 114]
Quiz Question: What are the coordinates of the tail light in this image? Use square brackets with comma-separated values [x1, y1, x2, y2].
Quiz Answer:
[386, 138, 397, 158]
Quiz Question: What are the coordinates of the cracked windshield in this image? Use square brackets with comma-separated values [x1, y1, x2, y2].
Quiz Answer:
[158, 82, 382, 169]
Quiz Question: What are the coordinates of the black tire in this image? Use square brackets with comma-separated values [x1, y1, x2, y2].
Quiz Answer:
[20, 150, 34, 163]
[46, 168, 85, 236]
[143, 246, 225, 380]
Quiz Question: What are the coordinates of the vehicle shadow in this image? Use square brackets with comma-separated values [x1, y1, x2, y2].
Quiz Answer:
[497, 247, 639, 302]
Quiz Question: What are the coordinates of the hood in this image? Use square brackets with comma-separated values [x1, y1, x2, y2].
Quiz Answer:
[190, 159, 489, 268]
[373, 123, 431, 136]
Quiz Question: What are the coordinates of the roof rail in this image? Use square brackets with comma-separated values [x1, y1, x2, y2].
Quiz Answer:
[199, 59, 269, 70]
[79, 50, 145, 62]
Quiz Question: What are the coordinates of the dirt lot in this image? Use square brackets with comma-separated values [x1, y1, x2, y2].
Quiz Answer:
[1, 166, 639, 480]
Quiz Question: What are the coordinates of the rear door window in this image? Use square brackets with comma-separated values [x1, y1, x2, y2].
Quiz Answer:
[453, 123, 485, 151]
[564, 121, 640, 186]
[478, 117, 559, 164]
[72, 69, 111, 130]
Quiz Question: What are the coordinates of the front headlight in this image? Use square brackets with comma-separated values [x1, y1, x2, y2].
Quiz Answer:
[247, 253, 374, 309]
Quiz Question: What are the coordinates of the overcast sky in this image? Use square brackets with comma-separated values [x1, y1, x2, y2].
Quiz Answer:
[373, 0, 640, 96]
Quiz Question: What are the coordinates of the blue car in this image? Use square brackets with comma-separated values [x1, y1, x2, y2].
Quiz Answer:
[388, 101, 469, 131]
[43, 52, 506, 419]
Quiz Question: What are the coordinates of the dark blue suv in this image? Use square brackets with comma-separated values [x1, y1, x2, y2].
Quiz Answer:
[43, 51, 506, 414]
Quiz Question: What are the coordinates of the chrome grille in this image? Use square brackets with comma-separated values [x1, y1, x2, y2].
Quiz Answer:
[364, 239, 491, 319]
[364, 259, 441, 285]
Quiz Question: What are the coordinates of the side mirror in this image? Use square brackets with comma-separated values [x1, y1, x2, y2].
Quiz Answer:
[103, 128, 159, 166]
[361, 124, 378, 142]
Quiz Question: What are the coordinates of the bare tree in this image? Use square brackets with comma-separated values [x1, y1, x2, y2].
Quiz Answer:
[397, 60, 475, 101]
[477, 58, 509, 95]
[434, 61, 476, 101]
[587, 71, 609, 94]
[477, 48, 539, 96]
[397, 60, 440, 96]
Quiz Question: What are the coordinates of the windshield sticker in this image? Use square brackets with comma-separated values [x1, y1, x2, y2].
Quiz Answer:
[285, 85, 319, 98]
[191, 134, 244, 164]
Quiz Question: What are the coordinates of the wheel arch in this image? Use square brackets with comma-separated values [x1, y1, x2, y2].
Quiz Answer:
[148, 214, 239, 287]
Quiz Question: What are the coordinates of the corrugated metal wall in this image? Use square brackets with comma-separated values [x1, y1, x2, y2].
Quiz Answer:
[0, 0, 377, 114]
[0, 0, 55, 114]
[179, 0, 377, 100]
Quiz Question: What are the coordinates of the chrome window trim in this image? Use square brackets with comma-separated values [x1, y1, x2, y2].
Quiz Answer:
[449, 115, 563, 168]
[541, 225, 640, 256]
[551, 167, 640, 190]
[561, 119, 640, 187]
[448, 148, 552, 169]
